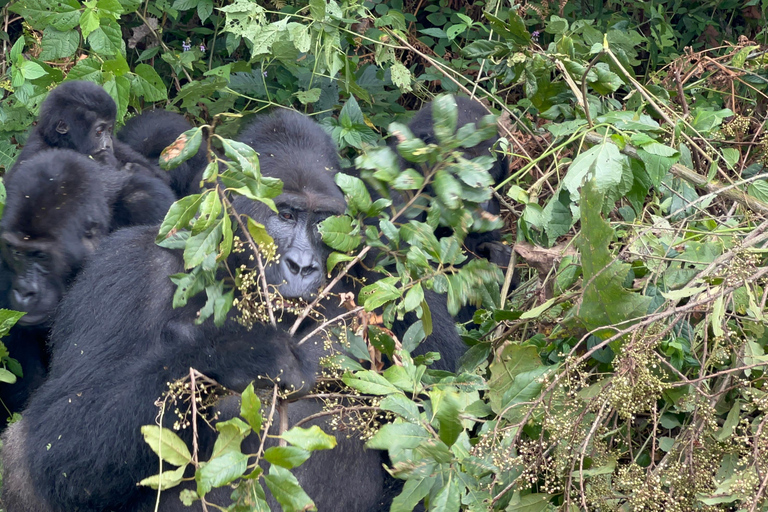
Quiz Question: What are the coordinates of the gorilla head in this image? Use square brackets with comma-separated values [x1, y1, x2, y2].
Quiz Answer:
[236, 110, 346, 300]
[0, 149, 111, 326]
[34, 81, 117, 163]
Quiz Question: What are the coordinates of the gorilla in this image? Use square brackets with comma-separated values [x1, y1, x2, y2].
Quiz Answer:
[117, 110, 210, 198]
[395, 95, 512, 267]
[0, 112, 374, 510]
[0, 150, 115, 418]
[9, 81, 176, 228]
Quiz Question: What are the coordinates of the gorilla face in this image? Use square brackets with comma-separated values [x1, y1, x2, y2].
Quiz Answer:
[263, 192, 344, 300]
[0, 150, 111, 326]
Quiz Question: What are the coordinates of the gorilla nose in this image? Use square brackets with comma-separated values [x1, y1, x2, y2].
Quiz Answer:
[284, 250, 319, 277]
[12, 287, 37, 310]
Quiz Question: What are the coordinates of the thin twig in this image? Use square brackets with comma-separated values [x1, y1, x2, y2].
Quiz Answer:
[220, 190, 277, 328]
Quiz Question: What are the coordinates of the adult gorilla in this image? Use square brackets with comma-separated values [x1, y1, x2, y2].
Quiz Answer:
[0, 150, 114, 418]
[396, 95, 512, 267]
[9, 81, 175, 228]
[117, 110, 209, 198]
[2, 111, 439, 511]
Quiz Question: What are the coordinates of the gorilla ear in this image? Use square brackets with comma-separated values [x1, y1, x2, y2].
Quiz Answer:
[56, 121, 69, 135]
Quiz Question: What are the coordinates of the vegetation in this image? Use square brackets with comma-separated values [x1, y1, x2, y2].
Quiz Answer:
[2, 0, 768, 510]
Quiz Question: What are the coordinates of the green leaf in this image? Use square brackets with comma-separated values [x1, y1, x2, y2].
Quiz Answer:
[132, 64, 168, 102]
[263, 465, 315, 512]
[10, 0, 81, 31]
[295, 88, 321, 105]
[380, 394, 420, 423]
[264, 446, 311, 469]
[358, 277, 402, 311]
[403, 283, 424, 313]
[0, 310, 26, 338]
[505, 493, 556, 511]
[88, 18, 124, 56]
[433, 170, 463, 209]
[138, 465, 187, 490]
[156, 193, 204, 243]
[211, 417, 250, 459]
[79, 5, 100, 39]
[141, 425, 193, 467]
[488, 345, 542, 415]
[431, 473, 461, 512]
[39, 28, 80, 60]
[183, 221, 224, 269]
[0, 368, 17, 384]
[240, 382, 263, 432]
[390, 477, 433, 512]
[431, 388, 463, 447]
[342, 370, 401, 395]
[19, 61, 47, 81]
[431, 94, 458, 142]
[335, 173, 372, 215]
[281, 425, 337, 451]
[366, 422, 430, 451]
[309, 0, 325, 19]
[390, 61, 412, 93]
[196, 451, 248, 496]
[575, 180, 651, 333]
[636, 142, 679, 187]
[562, 143, 624, 202]
[318, 216, 361, 252]
[160, 128, 204, 170]
[326, 251, 355, 274]
[67, 57, 103, 82]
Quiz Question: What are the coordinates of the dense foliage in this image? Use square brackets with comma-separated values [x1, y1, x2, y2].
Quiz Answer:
[2, 0, 768, 510]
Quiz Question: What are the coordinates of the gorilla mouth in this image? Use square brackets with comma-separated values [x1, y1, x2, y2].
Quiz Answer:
[14, 311, 51, 327]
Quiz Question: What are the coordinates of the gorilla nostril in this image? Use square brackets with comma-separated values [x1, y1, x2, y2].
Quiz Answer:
[284, 252, 318, 278]
[300, 263, 318, 277]
[286, 257, 301, 275]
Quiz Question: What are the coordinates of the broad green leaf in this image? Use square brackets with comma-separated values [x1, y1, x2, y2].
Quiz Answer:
[505, 493, 556, 511]
[431, 388, 463, 447]
[318, 216, 361, 252]
[156, 193, 204, 242]
[88, 18, 125, 56]
[342, 370, 401, 395]
[487, 345, 542, 414]
[366, 422, 430, 451]
[390, 476, 433, 512]
[211, 417, 250, 459]
[263, 465, 315, 512]
[0, 310, 26, 338]
[160, 128, 204, 170]
[380, 394, 420, 423]
[79, 5, 100, 39]
[562, 143, 624, 202]
[263, 446, 311, 469]
[10, 0, 81, 31]
[281, 425, 337, 451]
[196, 451, 248, 496]
[39, 28, 80, 60]
[636, 143, 679, 187]
[431, 94, 458, 142]
[295, 88, 321, 105]
[183, 221, 223, 269]
[358, 278, 402, 311]
[141, 425, 192, 467]
[0, 368, 17, 384]
[335, 173, 372, 215]
[132, 64, 168, 102]
[138, 465, 187, 490]
[240, 383, 262, 432]
[431, 472, 461, 512]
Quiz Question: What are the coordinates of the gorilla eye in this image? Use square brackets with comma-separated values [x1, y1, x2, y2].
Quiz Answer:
[279, 211, 294, 221]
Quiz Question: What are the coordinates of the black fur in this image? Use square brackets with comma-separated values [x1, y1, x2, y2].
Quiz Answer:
[117, 110, 209, 198]
[9, 81, 175, 228]
[1, 111, 467, 511]
[0, 150, 114, 419]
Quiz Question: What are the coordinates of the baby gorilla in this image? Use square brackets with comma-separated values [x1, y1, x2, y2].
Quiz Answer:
[10, 81, 175, 228]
